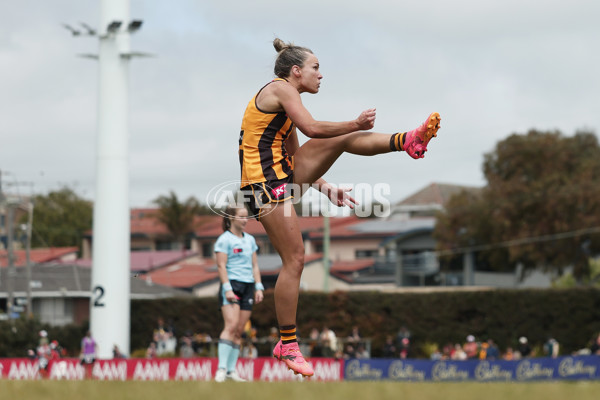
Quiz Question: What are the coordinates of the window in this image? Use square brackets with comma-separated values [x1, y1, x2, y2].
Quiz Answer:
[355, 249, 378, 259]
[34, 298, 74, 326]
[202, 242, 213, 257]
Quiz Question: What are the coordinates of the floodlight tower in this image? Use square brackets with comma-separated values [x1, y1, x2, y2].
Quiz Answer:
[65, 0, 146, 358]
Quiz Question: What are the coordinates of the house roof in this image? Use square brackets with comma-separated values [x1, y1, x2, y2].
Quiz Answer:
[193, 215, 359, 239]
[143, 259, 219, 289]
[129, 209, 222, 237]
[255, 253, 324, 276]
[396, 182, 481, 207]
[129, 250, 198, 272]
[0, 263, 192, 300]
[331, 259, 376, 273]
[56, 250, 200, 273]
[308, 217, 436, 242]
[141, 253, 327, 290]
[0, 247, 79, 267]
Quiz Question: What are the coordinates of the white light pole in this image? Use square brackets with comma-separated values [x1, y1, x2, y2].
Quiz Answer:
[65, 0, 146, 358]
[91, 0, 132, 359]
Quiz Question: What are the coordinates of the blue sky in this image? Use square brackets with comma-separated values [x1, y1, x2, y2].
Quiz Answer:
[1, 0, 599, 207]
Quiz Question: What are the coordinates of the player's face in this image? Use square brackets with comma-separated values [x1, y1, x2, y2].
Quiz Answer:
[299, 53, 322, 94]
[231, 207, 248, 230]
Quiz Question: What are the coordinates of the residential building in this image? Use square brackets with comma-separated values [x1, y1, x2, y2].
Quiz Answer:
[0, 263, 192, 326]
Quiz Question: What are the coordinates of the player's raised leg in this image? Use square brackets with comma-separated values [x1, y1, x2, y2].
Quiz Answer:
[293, 112, 442, 188]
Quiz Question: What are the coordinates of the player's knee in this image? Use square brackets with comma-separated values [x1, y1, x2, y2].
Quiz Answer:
[286, 248, 305, 277]
[224, 324, 238, 337]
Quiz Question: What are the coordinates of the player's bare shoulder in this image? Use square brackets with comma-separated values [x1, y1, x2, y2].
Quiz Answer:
[258, 80, 294, 113]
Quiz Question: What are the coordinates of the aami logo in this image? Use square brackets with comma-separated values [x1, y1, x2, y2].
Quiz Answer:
[233, 248, 243, 254]
[271, 183, 287, 199]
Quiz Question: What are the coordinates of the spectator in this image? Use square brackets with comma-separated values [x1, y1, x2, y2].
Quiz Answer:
[320, 326, 338, 357]
[80, 331, 97, 379]
[309, 327, 322, 357]
[146, 342, 157, 359]
[180, 333, 195, 358]
[36, 330, 51, 374]
[242, 342, 258, 359]
[430, 345, 443, 361]
[398, 337, 410, 359]
[503, 346, 515, 360]
[80, 331, 97, 364]
[268, 327, 279, 343]
[355, 343, 369, 359]
[544, 337, 559, 358]
[441, 343, 454, 360]
[485, 339, 500, 360]
[478, 340, 488, 359]
[517, 336, 532, 358]
[154, 318, 176, 356]
[382, 335, 396, 358]
[50, 340, 64, 359]
[347, 326, 361, 344]
[463, 335, 479, 359]
[452, 343, 467, 360]
[396, 326, 411, 359]
[396, 326, 411, 350]
[193, 333, 213, 356]
[113, 344, 125, 359]
[590, 333, 600, 355]
[343, 344, 356, 359]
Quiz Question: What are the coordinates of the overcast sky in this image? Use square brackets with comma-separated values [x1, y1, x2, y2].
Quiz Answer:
[1, 0, 599, 209]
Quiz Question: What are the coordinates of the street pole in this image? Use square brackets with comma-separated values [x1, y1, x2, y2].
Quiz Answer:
[6, 203, 15, 318]
[395, 241, 403, 287]
[323, 211, 330, 292]
[25, 201, 33, 318]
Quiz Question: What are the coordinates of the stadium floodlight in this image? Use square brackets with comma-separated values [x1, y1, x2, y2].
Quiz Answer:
[80, 22, 97, 36]
[107, 20, 122, 33]
[128, 20, 143, 33]
[62, 23, 81, 36]
[63, 1, 151, 358]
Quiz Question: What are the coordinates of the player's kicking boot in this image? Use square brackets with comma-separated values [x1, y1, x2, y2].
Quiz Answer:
[273, 340, 314, 377]
[390, 112, 441, 159]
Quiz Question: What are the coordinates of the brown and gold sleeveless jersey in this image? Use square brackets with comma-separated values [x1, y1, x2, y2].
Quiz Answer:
[239, 79, 295, 185]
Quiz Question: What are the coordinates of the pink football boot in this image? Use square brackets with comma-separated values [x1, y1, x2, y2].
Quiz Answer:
[273, 340, 314, 377]
[402, 112, 441, 159]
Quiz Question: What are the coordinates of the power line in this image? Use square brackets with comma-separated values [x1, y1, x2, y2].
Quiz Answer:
[436, 226, 600, 257]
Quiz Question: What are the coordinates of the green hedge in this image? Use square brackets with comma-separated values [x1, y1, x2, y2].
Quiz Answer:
[2, 288, 600, 358]
[129, 288, 600, 357]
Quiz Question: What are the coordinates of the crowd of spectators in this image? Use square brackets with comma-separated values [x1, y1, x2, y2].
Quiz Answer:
[428, 334, 571, 361]
[26, 330, 66, 375]
[119, 318, 600, 361]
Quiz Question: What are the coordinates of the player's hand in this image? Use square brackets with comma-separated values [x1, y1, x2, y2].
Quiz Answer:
[356, 108, 376, 131]
[225, 290, 238, 303]
[326, 185, 358, 209]
[255, 290, 264, 304]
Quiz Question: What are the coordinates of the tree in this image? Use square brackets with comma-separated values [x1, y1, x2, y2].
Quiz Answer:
[152, 191, 204, 249]
[24, 187, 93, 249]
[434, 130, 600, 281]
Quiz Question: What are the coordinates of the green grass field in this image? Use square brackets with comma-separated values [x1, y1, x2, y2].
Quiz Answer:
[2, 381, 600, 400]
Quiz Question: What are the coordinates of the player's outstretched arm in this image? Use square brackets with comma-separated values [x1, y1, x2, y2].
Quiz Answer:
[275, 82, 375, 138]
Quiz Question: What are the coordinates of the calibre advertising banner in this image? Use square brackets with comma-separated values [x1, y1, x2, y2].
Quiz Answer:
[344, 356, 600, 382]
[0, 357, 344, 382]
